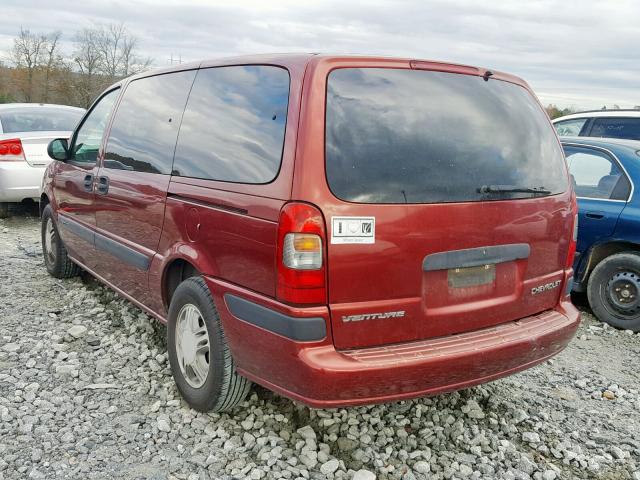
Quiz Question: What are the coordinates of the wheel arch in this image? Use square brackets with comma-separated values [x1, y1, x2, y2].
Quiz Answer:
[162, 257, 201, 309]
[39, 193, 50, 217]
[579, 240, 640, 284]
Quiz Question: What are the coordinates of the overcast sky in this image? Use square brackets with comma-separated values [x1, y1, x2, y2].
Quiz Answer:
[1, 0, 638, 110]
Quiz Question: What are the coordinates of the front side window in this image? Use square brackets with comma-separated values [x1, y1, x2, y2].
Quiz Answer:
[103, 70, 196, 174]
[564, 145, 631, 200]
[0, 107, 84, 133]
[590, 117, 640, 140]
[326, 68, 568, 204]
[172, 65, 289, 184]
[554, 118, 587, 137]
[72, 89, 120, 164]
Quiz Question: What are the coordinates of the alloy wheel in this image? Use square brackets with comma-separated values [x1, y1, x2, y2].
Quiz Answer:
[175, 303, 210, 388]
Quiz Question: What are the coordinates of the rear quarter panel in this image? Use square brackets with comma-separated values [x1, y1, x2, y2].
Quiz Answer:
[146, 56, 307, 316]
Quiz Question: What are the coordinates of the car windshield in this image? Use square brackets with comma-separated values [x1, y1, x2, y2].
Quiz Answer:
[326, 68, 568, 203]
[0, 107, 84, 133]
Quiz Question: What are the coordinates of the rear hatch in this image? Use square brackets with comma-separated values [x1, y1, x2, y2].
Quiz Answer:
[323, 66, 573, 350]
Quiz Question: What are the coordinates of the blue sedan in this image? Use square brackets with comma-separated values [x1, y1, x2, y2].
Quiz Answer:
[561, 136, 640, 330]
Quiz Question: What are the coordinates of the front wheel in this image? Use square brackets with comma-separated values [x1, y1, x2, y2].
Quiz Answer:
[587, 252, 640, 331]
[167, 277, 252, 412]
[41, 204, 79, 278]
[0, 202, 9, 219]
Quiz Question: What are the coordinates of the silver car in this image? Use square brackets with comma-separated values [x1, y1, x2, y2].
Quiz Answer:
[0, 103, 85, 218]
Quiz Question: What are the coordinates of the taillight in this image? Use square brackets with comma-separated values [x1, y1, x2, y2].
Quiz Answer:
[0, 138, 25, 162]
[277, 202, 327, 305]
[566, 212, 578, 268]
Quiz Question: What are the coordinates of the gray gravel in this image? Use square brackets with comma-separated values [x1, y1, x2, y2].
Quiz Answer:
[1, 210, 640, 480]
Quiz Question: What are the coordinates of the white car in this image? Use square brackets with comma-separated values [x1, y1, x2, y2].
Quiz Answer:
[552, 110, 640, 140]
[0, 103, 85, 218]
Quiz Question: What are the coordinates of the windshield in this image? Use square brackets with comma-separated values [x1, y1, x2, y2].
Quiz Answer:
[325, 68, 568, 204]
[0, 107, 84, 133]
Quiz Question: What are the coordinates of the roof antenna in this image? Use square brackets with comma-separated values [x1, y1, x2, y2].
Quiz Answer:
[483, 70, 493, 81]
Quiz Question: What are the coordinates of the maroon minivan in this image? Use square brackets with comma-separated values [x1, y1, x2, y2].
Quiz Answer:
[41, 54, 580, 411]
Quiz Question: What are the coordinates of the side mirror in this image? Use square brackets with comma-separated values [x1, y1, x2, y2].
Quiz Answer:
[47, 138, 69, 161]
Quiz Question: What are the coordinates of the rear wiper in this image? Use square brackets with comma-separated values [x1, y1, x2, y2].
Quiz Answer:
[477, 185, 551, 195]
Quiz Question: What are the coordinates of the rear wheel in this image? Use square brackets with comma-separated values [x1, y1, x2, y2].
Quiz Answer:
[167, 277, 251, 412]
[41, 204, 79, 278]
[587, 252, 640, 331]
[0, 202, 9, 219]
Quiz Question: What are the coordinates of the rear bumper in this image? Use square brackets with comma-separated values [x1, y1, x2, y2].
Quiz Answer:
[207, 276, 580, 408]
[0, 162, 44, 202]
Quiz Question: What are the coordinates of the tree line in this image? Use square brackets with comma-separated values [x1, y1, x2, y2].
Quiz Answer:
[0, 24, 152, 108]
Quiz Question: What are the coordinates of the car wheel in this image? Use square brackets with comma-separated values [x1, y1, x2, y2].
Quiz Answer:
[587, 252, 640, 332]
[0, 202, 9, 219]
[41, 204, 80, 278]
[167, 276, 252, 412]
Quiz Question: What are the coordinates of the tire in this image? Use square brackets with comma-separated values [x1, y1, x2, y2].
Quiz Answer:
[0, 202, 9, 219]
[41, 204, 80, 279]
[167, 277, 251, 412]
[587, 252, 640, 331]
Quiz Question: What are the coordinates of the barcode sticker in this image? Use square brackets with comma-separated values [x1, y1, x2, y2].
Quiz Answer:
[331, 217, 375, 244]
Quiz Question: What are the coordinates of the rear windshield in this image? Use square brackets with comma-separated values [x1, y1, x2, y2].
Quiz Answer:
[326, 68, 568, 204]
[0, 107, 84, 133]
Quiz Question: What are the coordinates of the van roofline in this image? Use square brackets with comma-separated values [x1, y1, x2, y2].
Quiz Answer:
[121, 53, 526, 89]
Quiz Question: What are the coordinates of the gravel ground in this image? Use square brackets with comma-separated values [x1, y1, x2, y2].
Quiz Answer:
[1, 208, 639, 480]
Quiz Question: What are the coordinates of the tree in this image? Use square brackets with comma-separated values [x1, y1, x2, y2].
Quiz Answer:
[94, 23, 152, 81]
[43, 31, 63, 102]
[10, 28, 48, 101]
[73, 27, 106, 108]
[0, 23, 153, 108]
[73, 23, 152, 107]
[545, 104, 576, 120]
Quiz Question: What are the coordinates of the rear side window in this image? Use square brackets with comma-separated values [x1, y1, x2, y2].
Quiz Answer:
[589, 117, 640, 140]
[554, 118, 587, 136]
[172, 65, 289, 184]
[326, 68, 568, 204]
[0, 107, 84, 133]
[564, 145, 631, 200]
[104, 70, 196, 174]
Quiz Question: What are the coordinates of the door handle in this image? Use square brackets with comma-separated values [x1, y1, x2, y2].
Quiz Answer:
[585, 212, 605, 219]
[83, 174, 93, 192]
[96, 176, 109, 195]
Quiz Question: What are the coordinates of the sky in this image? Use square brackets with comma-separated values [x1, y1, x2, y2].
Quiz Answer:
[0, 0, 638, 110]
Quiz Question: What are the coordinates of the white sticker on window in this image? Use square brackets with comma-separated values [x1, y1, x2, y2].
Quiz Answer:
[331, 216, 375, 244]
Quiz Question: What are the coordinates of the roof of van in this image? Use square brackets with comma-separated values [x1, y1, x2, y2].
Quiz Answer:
[553, 110, 640, 122]
[125, 53, 526, 88]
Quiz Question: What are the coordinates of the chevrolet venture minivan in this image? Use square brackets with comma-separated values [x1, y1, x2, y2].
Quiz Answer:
[41, 54, 580, 412]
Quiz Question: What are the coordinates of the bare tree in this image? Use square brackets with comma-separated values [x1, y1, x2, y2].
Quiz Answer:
[73, 28, 104, 108]
[120, 35, 152, 76]
[0, 23, 154, 107]
[10, 27, 48, 101]
[43, 31, 63, 102]
[95, 23, 125, 81]
[94, 23, 152, 81]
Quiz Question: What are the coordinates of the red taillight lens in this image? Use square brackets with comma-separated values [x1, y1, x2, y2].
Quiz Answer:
[566, 212, 578, 268]
[0, 139, 25, 162]
[277, 202, 327, 305]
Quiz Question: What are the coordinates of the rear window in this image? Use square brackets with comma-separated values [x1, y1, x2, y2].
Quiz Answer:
[589, 117, 640, 140]
[326, 68, 568, 204]
[0, 107, 84, 133]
